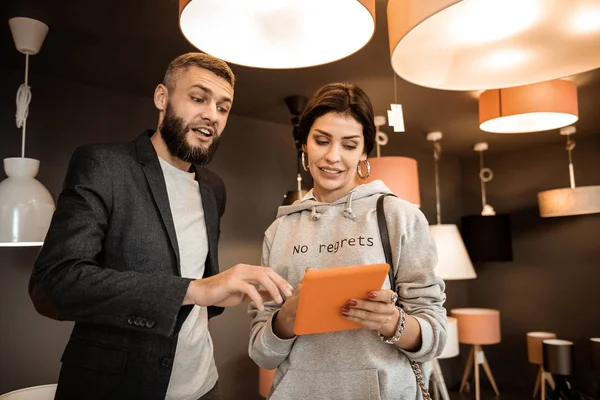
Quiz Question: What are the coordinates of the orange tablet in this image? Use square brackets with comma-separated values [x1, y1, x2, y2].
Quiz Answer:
[293, 263, 390, 336]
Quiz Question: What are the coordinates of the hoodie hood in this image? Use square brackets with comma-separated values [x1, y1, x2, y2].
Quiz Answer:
[276, 180, 393, 221]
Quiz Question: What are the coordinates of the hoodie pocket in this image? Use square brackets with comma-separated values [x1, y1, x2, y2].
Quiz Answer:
[270, 368, 382, 400]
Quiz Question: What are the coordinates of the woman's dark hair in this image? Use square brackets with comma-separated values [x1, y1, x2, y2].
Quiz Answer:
[298, 82, 375, 155]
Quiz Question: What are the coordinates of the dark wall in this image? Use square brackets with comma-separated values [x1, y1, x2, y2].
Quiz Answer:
[460, 135, 600, 395]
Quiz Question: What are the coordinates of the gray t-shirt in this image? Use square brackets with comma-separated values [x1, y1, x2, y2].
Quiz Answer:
[160, 158, 218, 400]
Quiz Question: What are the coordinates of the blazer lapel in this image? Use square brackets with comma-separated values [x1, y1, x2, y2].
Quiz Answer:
[135, 131, 181, 275]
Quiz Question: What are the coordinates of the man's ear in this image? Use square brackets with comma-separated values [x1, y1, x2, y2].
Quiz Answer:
[154, 84, 168, 111]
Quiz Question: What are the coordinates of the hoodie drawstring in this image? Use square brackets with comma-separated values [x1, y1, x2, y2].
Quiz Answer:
[343, 191, 357, 221]
[310, 206, 321, 221]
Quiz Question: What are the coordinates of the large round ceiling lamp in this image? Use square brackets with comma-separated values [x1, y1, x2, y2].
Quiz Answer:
[479, 80, 579, 133]
[387, 0, 600, 90]
[179, 0, 376, 69]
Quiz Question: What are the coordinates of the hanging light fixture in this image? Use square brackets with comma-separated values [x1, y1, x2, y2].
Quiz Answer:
[479, 80, 579, 134]
[461, 143, 512, 262]
[0, 18, 55, 247]
[538, 126, 600, 217]
[282, 95, 309, 206]
[387, 0, 600, 90]
[427, 132, 476, 280]
[179, 0, 376, 69]
[362, 115, 420, 206]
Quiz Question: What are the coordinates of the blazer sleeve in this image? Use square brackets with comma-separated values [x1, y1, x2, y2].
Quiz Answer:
[29, 146, 192, 338]
[387, 197, 448, 363]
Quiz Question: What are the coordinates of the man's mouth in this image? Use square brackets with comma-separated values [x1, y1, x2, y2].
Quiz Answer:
[191, 127, 212, 138]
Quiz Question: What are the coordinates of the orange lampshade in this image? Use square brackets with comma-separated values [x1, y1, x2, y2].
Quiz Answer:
[527, 332, 557, 365]
[451, 308, 501, 345]
[479, 80, 578, 133]
[386, 0, 600, 90]
[259, 368, 276, 398]
[363, 157, 420, 207]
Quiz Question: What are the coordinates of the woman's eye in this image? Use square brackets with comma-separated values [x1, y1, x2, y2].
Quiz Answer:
[316, 140, 328, 146]
[344, 145, 357, 150]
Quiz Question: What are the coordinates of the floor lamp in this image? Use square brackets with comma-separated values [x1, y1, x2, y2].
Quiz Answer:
[430, 316, 459, 400]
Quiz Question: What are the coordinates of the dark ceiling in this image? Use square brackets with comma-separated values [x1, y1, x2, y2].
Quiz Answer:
[2, 0, 599, 156]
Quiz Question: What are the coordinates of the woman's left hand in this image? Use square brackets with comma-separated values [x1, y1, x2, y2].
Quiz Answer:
[341, 290, 399, 338]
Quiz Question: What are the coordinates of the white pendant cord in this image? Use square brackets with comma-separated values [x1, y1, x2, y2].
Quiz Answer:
[16, 53, 31, 158]
[566, 135, 576, 189]
[433, 141, 442, 225]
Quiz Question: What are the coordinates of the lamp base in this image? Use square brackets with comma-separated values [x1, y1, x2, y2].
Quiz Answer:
[430, 359, 450, 400]
[532, 365, 556, 399]
[460, 345, 500, 400]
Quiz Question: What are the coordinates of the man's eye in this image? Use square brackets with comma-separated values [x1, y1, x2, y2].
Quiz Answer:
[192, 97, 204, 103]
[217, 107, 229, 113]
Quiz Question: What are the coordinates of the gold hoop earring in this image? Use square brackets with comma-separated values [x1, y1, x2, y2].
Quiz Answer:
[301, 151, 309, 171]
[357, 159, 370, 180]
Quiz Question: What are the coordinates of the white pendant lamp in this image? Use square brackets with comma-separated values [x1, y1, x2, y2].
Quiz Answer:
[538, 126, 600, 218]
[179, 0, 376, 69]
[362, 116, 420, 207]
[0, 17, 55, 247]
[427, 132, 476, 280]
[387, 0, 600, 90]
[479, 80, 579, 134]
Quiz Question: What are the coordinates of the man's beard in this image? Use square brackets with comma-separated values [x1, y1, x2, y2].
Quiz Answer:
[159, 103, 221, 166]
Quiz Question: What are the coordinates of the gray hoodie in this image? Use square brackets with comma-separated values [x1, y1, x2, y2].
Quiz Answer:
[249, 180, 447, 400]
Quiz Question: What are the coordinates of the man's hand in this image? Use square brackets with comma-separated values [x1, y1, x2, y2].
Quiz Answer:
[183, 264, 293, 311]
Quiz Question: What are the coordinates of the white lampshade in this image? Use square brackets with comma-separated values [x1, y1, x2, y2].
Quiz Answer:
[430, 224, 476, 280]
[538, 186, 600, 217]
[439, 316, 459, 359]
[0, 158, 55, 247]
[387, 0, 600, 90]
[178, 0, 376, 69]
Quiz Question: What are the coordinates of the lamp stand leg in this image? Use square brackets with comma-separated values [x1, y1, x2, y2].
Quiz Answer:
[480, 347, 500, 396]
[460, 346, 475, 393]
[533, 366, 541, 398]
[475, 345, 481, 400]
[431, 359, 451, 400]
[540, 366, 546, 400]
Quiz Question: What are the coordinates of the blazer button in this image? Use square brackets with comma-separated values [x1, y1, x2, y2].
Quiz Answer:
[160, 357, 171, 368]
[145, 320, 155, 329]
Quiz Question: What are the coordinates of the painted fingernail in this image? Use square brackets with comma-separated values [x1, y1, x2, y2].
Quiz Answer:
[368, 292, 377, 299]
[340, 306, 350, 313]
[347, 300, 357, 306]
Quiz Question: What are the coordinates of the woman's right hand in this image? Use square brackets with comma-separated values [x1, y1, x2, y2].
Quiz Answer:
[273, 284, 302, 340]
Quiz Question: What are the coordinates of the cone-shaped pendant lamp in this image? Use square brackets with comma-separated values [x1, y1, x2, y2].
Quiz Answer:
[461, 143, 512, 262]
[538, 126, 600, 217]
[0, 18, 55, 247]
[362, 116, 420, 207]
[179, 0, 376, 69]
[427, 132, 476, 280]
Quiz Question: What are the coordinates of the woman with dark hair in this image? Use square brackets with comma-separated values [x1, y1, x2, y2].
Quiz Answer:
[249, 82, 447, 400]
